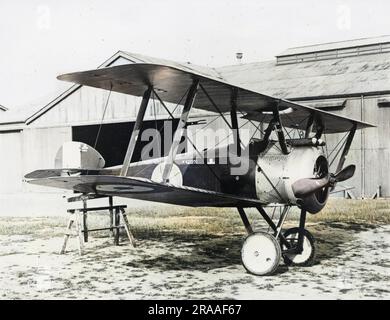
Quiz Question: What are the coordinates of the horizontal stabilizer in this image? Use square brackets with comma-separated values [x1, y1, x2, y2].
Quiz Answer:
[24, 169, 101, 179]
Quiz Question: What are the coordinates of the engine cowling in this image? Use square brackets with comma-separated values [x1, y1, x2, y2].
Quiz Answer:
[255, 146, 329, 213]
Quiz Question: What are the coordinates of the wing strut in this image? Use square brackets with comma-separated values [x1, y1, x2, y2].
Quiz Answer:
[272, 101, 290, 154]
[305, 113, 314, 138]
[199, 83, 246, 153]
[162, 80, 200, 182]
[153, 87, 224, 185]
[120, 86, 152, 176]
[230, 88, 241, 156]
[335, 123, 357, 173]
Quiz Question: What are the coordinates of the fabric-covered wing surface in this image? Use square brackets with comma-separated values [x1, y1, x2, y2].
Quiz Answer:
[57, 63, 375, 134]
[27, 175, 263, 207]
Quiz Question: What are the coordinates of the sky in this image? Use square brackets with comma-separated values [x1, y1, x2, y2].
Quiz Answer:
[1, 0, 390, 110]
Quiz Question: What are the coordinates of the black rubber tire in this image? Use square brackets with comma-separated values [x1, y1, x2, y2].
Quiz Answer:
[281, 227, 316, 267]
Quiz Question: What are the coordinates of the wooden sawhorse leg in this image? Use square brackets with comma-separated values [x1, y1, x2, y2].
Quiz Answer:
[120, 208, 136, 247]
[60, 210, 84, 255]
[108, 196, 114, 237]
[113, 208, 120, 246]
[82, 198, 88, 243]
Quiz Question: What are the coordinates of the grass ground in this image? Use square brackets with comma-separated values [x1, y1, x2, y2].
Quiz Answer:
[0, 198, 388, 238]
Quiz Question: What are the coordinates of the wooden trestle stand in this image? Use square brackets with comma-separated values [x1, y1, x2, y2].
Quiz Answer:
[60, 195, 135, 255]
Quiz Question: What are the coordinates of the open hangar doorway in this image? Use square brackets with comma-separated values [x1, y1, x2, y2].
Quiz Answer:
[72, 119, 181, 167]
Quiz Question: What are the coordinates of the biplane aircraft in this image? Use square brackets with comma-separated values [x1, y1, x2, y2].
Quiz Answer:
[25, 62, 374, 275]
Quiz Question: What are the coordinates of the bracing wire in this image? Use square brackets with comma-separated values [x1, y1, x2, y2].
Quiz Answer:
[93, 83, 113, 150]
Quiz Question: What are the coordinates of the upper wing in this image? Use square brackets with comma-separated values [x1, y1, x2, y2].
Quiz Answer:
[27, 175, 263, 207]
[57, 63, 375, 133]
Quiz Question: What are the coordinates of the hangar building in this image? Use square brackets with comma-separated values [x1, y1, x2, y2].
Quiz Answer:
[0, 36, 389, 200]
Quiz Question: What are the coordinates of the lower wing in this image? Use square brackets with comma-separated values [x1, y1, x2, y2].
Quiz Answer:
[27, 174, 263, 207]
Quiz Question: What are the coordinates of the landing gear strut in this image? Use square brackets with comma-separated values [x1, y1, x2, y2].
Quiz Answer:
[238, 206, 316, 275]
[281, 227, 316, 266]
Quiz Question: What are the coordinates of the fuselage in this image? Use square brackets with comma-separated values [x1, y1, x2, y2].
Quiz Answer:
[102, 139, 327, 206]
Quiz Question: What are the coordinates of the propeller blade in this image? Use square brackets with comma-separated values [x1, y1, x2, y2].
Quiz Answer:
[333, 165, 356, 183]
[292, 176, 329, 198]
[292, 165, 356, 198]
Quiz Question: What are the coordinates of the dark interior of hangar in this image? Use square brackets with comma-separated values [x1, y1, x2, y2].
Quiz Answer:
[72, 119, 181, 167]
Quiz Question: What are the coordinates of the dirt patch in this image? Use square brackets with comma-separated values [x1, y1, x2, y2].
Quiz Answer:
[0, 215, 388, 299]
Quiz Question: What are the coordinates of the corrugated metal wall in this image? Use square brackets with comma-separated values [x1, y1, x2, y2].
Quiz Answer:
[21, 127, 72, 192]
[302, 95, 389, 198]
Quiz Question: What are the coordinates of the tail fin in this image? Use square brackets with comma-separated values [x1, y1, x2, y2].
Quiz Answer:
[55, 141, 105, 170]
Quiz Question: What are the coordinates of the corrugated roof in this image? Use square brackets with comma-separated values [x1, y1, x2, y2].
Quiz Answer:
[278, 35, 390, 56]
[216, 52, 390, 100]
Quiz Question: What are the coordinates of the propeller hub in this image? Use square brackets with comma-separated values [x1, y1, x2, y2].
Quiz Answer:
[291, 161, 356, 213]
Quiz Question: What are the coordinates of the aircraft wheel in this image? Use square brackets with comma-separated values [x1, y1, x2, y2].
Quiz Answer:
[241, 232, 281, 276]
[281, 228, 316, 266]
